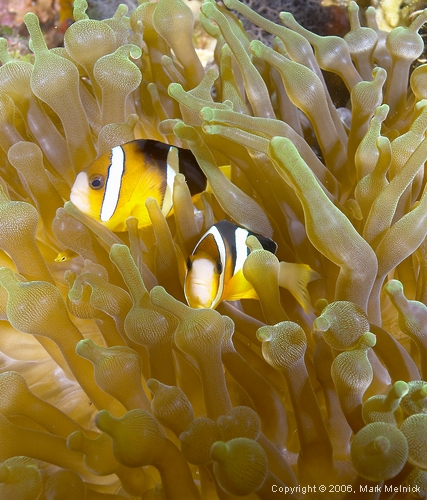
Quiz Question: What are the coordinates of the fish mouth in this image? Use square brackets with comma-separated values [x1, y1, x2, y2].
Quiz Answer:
[185, 280, 214, 309]
[70, 172, 92, 214]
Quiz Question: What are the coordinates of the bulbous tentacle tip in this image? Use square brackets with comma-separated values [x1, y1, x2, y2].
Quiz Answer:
[115, 43, 142, 60]
[23, 13, 48, 54]
[211, 438, 268, 496]
[400, 414, 427, 469]
[73, 0, 89, 20]
[200, 106, 215, 122]
[75, 338, 99, 360]
[393, 380, 410, 398]
[256, 325, 273, 343]
[0, 267, 17, 286]
[110, 243, 132, 266]
[146, 378, 160, 394]
[0, 456, 42, 500]
[408, 8, 427, 33]
[0, 38, 13, 65]
[313, 301, 370, 350]
[112, 3, 129, 19]
[1, 0, 427, 493]
[257, 322, 307, 369]
[216, 406, 261, 441]
[312, 315, 330, 333]
[373, 103, 390, 121]
[95, 409, 115, 432]
[351, 422, 408, 481]
[401, 381, 427, 416]
[384, 278, 404, 296]
[149, 285, 190, 319]
[66, 430, 84, 452]
[45, 469, 86, 499]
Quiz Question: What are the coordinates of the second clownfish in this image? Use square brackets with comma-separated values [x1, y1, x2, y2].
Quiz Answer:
[70, 139, 207, 232]
[184, 220, 320, 311]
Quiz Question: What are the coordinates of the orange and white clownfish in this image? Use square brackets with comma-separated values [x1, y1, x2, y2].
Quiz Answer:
[70, 139, 207, 232]
[184, 220, 321, 310]
[184, 220, 277, 309]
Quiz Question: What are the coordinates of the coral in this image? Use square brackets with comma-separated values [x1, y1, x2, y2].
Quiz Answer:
[231, 0, 350, 46]
[86, 0, 139, 21]
[0, 0, 426, 498]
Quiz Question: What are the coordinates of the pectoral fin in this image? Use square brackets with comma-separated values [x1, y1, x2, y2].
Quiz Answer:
[223, 268, 259, 302]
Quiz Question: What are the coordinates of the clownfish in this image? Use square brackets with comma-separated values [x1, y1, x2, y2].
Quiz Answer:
[184, 220, 321, 311]
[184, 220, 277, 309]
[70, 140, 207, 232]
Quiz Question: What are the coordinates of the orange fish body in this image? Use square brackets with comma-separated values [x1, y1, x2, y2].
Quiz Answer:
[184, 220, 277, 309]
[70, 140, 206, 232]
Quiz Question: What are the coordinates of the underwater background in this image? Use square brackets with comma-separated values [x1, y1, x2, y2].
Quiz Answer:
[0, 0, 426, 498]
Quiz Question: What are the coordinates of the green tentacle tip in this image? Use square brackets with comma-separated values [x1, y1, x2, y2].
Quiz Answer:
[73, 0, 89, 21]
[384, 279, 404, 296]
[201, 1, 218, 18]
[360, 331, 376, 349]
[0, 38, 12, 64]
[200, 107, 215, 122]
[394, 380, 410, 398]
[279, 11, 294, 23]
[113, 4, 129, 19]
[23, 13, 47, 54]
[167, 82, 184, 98]
[373, 104, 389, 122]
[256, 326, 272, 343]
[249, 40, 265, 57]
[372, 66, 387, 84]
[202, 124, 215, 134]
[408, 9, 427, 32]
[117, 44, 142, 60]
[173, 121, 194, 139]
[348, 1, 359, 15]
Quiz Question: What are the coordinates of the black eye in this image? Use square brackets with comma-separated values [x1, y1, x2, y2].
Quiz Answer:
[215, 260, 223, 274]
[186, 258, 192, 270]
[89, 175, 105, 190]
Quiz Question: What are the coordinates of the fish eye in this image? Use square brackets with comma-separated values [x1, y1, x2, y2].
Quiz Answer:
[186, 257, 192, 270]
[215, 260, 223, 274]
[89, 175, 105, 190]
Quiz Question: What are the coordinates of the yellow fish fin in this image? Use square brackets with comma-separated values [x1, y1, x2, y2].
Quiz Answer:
[278, 262, 320, 313]
[223, 268, 259, 302]
[175, 244, 188, 287]
[206, 165, 232, 194]
[219, 165, 232, 179]
[55, 249, 79, 262]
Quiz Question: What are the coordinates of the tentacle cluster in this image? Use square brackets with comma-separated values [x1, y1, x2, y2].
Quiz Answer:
[0, 0, 425, 498]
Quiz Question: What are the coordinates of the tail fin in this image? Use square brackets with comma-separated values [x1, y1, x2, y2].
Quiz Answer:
[278, 262, 320, 312]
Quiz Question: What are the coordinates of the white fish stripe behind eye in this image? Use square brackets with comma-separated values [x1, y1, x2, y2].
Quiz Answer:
[234, 227, 250, 274]
[162, 147, 179, 216]
[207, 225, 227, 308]
[101, 146, 125, 222]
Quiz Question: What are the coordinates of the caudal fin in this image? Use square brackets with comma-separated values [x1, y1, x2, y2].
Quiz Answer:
[278, 262, 320, 313]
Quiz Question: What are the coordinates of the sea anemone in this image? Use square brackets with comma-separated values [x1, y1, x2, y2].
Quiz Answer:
[0, 0, 426, 497]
